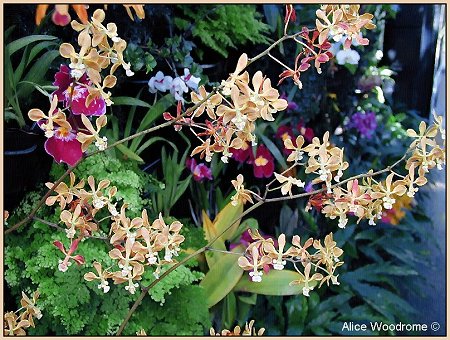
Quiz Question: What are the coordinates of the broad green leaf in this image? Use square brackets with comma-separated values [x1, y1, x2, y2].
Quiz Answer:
[6, 35, 57, 56]
[200, 245, 245, 307]
[115, 143, 144, 163]
[112, 96, 151, 108]
[130, 94, 175, 152]
[230, 218, 259, 243]
[17, 81, 51, 97]
[237, 293, 257, 305]
[234, 269, 309, 296]
[222, 292, 237, 329]
[202, 210, 226, 268]
[212, 201, 244, 242]
[139, 93, 175, 130]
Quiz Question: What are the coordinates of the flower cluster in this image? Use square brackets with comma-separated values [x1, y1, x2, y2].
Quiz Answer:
[45, 172, 186, 294]
[148, 69, 201, 102]
[86, 211, 185, 294]
[315, 5, 376, 48]
[28, 9, 135, 165]
[237, 230, 344, 296]
[210, 320, 265, 336]
[227, 116, 444, 231]
[347, 111, 377, 138]
[315, 117, 445, 228]
[278, 5, 375, 88]
[280, 132, 349, 194]
[183, 53, 288, 163]
[4, 291, 42, 336]
[35, 5, 145, 27]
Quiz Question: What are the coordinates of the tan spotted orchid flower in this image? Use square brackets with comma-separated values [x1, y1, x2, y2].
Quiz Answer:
[45, 172, 85, 209]
[289, 262, 323, 297]
[221, 53, 250, 96]
[231, 174, 254, 206]
[84, 261, 112, 293]
[238, 245, 272, 282]
[191, 85, 222, 119]
[77, 114, 108, 152]
[274, 173, 305, 196]
[28, 95, 69, 138]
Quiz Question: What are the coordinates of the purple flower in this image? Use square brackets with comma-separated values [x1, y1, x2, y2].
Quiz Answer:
[305, 181, 314, 193]
[280, 93, 299, 111]
[347, 111, 377, 138]
[186, 158, 213, 182]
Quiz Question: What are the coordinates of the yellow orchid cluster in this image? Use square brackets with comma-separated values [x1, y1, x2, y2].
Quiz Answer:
[187, 53, 288, 163]
[45, 173, 185, 294]
[237, 230, 343, 296]
[4, 291, 42, 336]
[316, 5, 376, 47]
[210, 320, 265, 336]
[59, 9, 134, 106]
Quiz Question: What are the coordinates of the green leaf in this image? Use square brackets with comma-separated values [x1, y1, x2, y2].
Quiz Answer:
[230, 218, 259, 243]
[202, 210, 227, 268]
[115, 143, 144, 163]
[135, 136, 178, 156]
[17, 50, 60, 99]
[259, 134, 288, 169]
[222, 292, 237, 329]
[199, 245, 245, 307]
[212, 201, 244, 242]
[237, 293, 257, 305]
[6, 35, 57, 56]
[130, 94, 175, 151]
[139, 94, 175, 129]
[112, 96, 152, 108]
[234, 270, 309, 296]
[27, 40, 59, 67]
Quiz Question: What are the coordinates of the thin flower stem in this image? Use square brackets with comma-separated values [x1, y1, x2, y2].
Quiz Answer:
[205, 247, 244, 256]
[268, 52, 294, 72]
[293, 37, 318, 56]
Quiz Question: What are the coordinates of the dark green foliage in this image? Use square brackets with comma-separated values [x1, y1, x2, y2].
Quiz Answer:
[175, 5, 271, 58]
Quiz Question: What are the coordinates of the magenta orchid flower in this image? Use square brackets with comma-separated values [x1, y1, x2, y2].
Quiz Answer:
[53, 64, 106, 116]
[231, 141, 254, 164]
[186, 157, 213, 182]
[253, 145, 275, 178]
